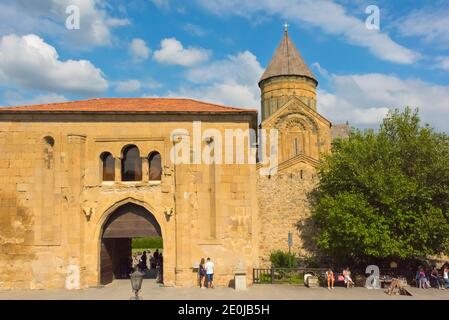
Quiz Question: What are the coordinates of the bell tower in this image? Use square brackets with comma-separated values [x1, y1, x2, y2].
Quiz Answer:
[259, 25, 318, 122]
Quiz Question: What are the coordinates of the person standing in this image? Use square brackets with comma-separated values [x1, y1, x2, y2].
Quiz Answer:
[159, 253, 164, 283]
[443, 265, 449, 289]
[205, 257, 215, 289]
[139, 251, 148, 271]
[418, 266, 431, 289]
[198, 258, 206, 289]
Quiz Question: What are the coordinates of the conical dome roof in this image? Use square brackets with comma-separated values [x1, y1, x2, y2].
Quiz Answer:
[259, 30, 317, 84]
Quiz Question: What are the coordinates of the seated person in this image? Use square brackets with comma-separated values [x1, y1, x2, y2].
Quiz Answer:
[430, 266, 445, 289]
[325, 269, 335, 290]
[343, 267, 354, 288]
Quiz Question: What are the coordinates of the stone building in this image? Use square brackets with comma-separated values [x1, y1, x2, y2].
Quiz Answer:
[0, 29, 348, 290]
[257, 29, 348, 265]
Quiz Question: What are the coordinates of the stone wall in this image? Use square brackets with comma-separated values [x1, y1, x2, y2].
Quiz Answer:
[257, 161, 319, 267]
[0, 113, 259, 290]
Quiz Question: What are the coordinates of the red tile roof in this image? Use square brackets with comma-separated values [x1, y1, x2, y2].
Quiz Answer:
[0, 98, 257, 115]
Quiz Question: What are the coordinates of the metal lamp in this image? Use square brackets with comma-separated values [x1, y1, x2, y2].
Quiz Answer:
[129, 268, 144, 300]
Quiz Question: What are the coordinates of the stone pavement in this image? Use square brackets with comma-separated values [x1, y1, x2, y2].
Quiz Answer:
[0, 280, 448, 300]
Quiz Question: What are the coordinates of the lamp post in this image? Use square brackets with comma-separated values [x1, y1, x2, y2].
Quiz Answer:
[288, 231, 293, 268]
[130, 268, 144, 300]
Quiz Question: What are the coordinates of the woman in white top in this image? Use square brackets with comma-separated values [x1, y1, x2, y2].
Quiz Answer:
[444, 265, 449, 289]
[343, 267, 354, 288]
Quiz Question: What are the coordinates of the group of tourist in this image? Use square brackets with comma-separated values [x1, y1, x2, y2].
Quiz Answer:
[415, 265, 449, 290]
[138, 249, 162, 271]
[323, 264, 449, 290]
[325, 267, 355, 289]
[135, 249, 164, 283]
[198, 257, 215, 289]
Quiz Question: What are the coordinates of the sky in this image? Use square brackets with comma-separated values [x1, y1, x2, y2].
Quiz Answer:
[0, 0, 448, 131]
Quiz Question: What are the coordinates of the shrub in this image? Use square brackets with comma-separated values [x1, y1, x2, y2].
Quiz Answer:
[132, 237, 163, 249]
[270, 250, 298, 268]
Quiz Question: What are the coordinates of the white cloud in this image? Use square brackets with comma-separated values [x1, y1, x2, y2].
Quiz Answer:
[154, 38, 211, 67]
[129, 38, 151, 61]
[186, 51, 263, 85]
[115, 78, 163, 94]
[195, 0, 419, 64]
[436, 56, 449, 71]
[397, 9, 449, 48]
[0, 0, 130, 48]
[317, 73, 449, 131]
[144, 78, 164, 90]
[151, 0, 171, 11]
[169, 82, 259, 108]
[311, 62, 330, 79]
[115, 80, 142, 93]
[0, 34, 108, 95]
[184, 23, 208, 37]
[168, 50, 263, 108]
[3, 91, 67, 106]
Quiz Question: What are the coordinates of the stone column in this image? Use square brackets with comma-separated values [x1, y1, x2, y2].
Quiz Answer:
[66, 134, 87, 289]
[208, 144, 217, 239]
[114, 157, 121, 182]
[141, 157, 149, 183]
[172, 137, 193, 286]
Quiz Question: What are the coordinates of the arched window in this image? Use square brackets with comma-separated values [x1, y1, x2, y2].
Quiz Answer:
[293, 137, 300, 156]
[121, 145, 142, 181]
[148, 152, 162, 181]
[101, 152, 115, 181]
[44, 136, 55, 147]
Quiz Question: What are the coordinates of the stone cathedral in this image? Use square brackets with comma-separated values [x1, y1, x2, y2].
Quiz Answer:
[0, 29, 348, 290]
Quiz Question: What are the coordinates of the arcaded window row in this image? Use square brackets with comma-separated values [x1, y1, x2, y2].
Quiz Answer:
[100, 145, 162, 182]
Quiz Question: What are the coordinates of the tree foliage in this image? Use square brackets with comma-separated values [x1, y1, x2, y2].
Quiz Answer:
[311, 108, 449, 260]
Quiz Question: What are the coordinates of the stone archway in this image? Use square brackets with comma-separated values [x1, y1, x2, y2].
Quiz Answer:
[99, 202, 162, 285]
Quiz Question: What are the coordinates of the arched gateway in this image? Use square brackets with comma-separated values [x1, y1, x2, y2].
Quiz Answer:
[100, 203, 162, 285]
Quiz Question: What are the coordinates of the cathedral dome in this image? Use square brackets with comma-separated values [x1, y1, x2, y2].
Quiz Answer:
[259, 28, 318, 120]
[259, 29, 317, 86]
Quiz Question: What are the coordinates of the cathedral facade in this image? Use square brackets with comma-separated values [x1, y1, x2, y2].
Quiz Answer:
[0, 30, 347, 290]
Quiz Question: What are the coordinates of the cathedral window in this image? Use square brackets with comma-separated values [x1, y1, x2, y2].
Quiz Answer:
[293, 137, 300, 156]
[121, 145, 142, 181]
[148, 151, 162, 181]
[101, 152, 115, 181]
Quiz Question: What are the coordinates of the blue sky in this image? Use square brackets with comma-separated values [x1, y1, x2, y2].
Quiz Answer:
[0, 0, 448, 131]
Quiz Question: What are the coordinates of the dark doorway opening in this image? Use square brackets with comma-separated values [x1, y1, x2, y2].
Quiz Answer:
[100, 203, 162, 285]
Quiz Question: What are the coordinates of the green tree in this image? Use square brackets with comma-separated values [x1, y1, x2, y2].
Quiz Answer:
[311, 108, 449, 261]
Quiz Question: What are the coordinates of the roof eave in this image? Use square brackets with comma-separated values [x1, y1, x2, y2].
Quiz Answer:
[0, 110, 258, 116]
[258, 74, 318, 87]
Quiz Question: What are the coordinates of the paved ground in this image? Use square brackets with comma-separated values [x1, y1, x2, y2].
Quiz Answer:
[0, 279, 448, 300]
